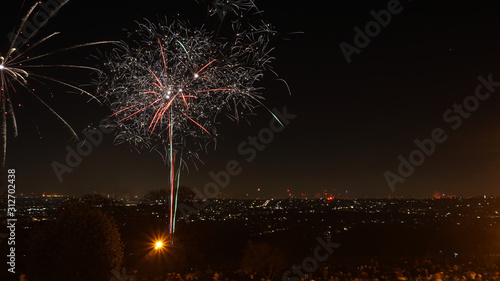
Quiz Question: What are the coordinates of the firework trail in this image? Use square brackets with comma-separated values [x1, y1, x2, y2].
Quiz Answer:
[0, 0, 115, 170]
[95, 1, 280, 237]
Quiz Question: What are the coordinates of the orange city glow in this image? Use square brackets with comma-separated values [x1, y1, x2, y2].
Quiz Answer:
[154, 241, 164, 250]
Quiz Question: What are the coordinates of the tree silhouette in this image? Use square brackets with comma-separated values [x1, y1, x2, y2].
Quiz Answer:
[79, 193, 117, 207]
[143, 186, 196, 205]
[143, 188, 169, 205]
[241, 241, 287, 280]
[25, 202, 124, 281]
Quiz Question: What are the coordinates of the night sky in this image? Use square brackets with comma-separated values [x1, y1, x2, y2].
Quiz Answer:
[3, 0, 500, 198]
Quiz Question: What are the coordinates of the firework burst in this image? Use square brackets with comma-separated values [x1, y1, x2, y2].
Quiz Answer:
[96, 19, 274, 155]
[96, 11, 279, 235]
[0, 0, 115, 169]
